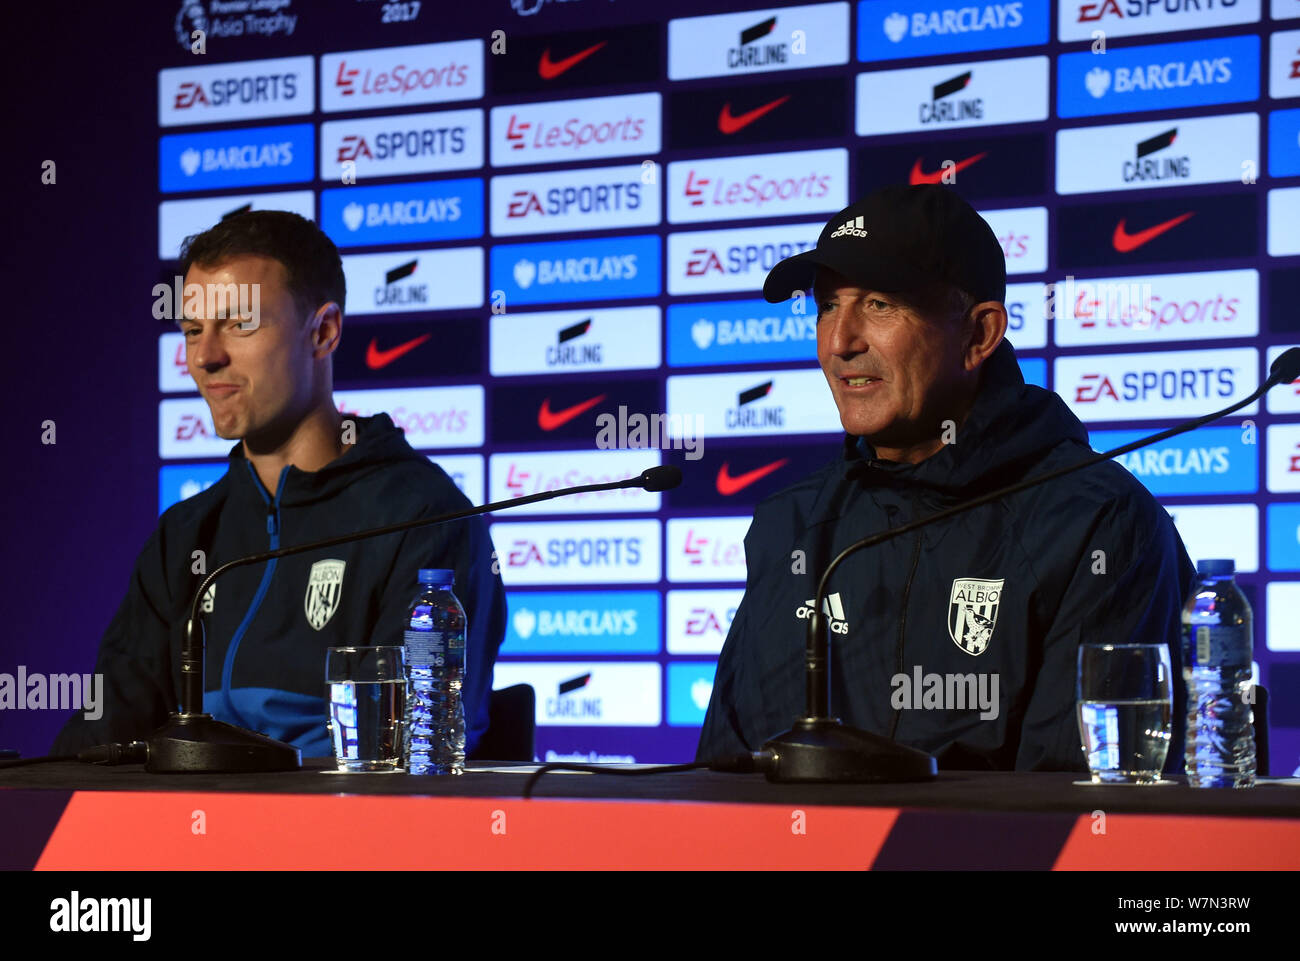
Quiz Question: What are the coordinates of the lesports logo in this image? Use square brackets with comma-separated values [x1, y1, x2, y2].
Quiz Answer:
[795, 592, 848, 634]
[491, 92, 661, 167]
[830, 214, 869, 238]
[321, 41, 482, 111]
[667, 517, 751, 582]
[669, 148, 847, 223]
[335, 386, 485, 447]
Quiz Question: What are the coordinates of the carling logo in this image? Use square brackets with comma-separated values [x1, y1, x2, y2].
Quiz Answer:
[1060, 0, 1261, 43]
[666, 588, 743, 654]
[159, 56, 314, 127]
[320, 40, 483, 111]
[341, 248, 484, 316]
[490, 164, 660, 237]
[855, 55, 1048, 135]
[1056, 113, 1259, 194]
[861, 0, 1048, 61]
[667, 517, 752, 583]
[491, 306, 661, 376]
[668, 3, 850, 80]
[320, 179, 483, 247]
[1058, 35, 1259, 117]
[490, 92, 661, 167]
[490, 662, 662, 727]
[668, 221, 822, 295]
[159, 123, 313, 192]
[489, 235, 660, 305]
[319, 109, 484, 180]
[667, 369, 842, 437]
[158, 190, 314, 260]
[667, 148, 848, 223]
[335, 386, 485, 449]
[490, 519, 662, 586]
[1055, 346, 1258, 421]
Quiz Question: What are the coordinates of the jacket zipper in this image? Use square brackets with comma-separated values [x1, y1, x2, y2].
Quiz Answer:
[889, 532, 923, 741]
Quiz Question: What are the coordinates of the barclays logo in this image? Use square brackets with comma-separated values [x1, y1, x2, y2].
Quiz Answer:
[159, 123, 313, 192]
[668, 298, 817, 367]
[491, 235, 661, 305]
[321, 179, 483, 248]
[1059, 35, 1259, 117]
[859, 0, 1046, 61]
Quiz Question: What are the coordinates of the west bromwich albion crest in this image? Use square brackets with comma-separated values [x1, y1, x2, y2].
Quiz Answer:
[948, 577, 1004, 655]
[305, 559, 346, 631]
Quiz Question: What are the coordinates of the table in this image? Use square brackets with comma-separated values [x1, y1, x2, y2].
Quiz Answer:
[3, 759, 1298, 870]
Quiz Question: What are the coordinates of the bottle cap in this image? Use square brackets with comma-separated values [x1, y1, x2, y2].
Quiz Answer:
[418, 568, 455, 587]
[1196, 558, 1235, 576]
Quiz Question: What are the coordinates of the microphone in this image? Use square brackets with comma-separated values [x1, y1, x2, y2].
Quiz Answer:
[753, 348, 1300, 783]
[145, 461, 682, 773]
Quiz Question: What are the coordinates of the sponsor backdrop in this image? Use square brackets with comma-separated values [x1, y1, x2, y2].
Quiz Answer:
[136, 0, 1300, 768]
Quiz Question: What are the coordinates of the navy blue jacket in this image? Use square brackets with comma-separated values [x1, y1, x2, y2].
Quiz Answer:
[52, 413, 506, 758]
[696, 341, 1194, 772]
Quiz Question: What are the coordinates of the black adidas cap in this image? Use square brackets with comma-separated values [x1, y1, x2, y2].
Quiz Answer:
[762, 183, 1006, 306]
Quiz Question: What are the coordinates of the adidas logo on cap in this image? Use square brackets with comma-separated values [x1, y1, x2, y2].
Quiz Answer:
[829, 215, 868, 239]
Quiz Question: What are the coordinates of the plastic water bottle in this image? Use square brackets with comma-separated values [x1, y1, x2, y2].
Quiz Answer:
[403, 568, 466, 775]
[1182, 558, 1256, 788]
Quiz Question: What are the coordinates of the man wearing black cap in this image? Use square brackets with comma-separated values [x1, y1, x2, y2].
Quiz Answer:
[696, 184, 1194, 772]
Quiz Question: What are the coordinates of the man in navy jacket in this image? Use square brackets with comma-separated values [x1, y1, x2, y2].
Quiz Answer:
[696, 184, 1194, 772]
[53, 211, 505, 758]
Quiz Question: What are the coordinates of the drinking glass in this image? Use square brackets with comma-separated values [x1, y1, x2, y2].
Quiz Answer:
[1076, 643, 1173, 784]
[325, 646, 407, 773]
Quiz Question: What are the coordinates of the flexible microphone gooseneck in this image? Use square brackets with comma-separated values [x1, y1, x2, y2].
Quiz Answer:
[754, 349, 1300, 783]
[145, 464, 683, 773]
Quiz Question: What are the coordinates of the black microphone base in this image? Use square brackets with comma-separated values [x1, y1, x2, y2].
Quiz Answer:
[145, 713, 302, 773]
[762, 718, 938, 783]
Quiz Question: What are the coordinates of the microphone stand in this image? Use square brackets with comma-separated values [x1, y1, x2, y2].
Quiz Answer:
[761, 352, 1300, 782]
[146, 466, 681, 773]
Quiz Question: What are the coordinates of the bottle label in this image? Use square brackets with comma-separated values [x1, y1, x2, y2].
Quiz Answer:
[404, 629, 446, 668]
[1184, 624, 1250, 668]
[1196, 626, 1211, 665]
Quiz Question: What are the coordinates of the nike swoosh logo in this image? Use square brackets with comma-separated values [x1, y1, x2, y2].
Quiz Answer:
[909, 152, 987, 185]
[538, 394, 607, 431]
[716, 458, 789, 496]
[538, 41, 607, 80]
[717, 95, 791, 135]
[366, 333, 432, 369]
[1111, 212, 1195, 253]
